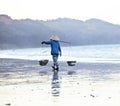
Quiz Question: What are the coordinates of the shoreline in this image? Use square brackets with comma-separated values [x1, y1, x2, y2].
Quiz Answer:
[1, 57, 120, 72]
[0, 58, 120, 106]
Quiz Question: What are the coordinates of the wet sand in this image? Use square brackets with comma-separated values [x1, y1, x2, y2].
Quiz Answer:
[0, 58, 120, 106]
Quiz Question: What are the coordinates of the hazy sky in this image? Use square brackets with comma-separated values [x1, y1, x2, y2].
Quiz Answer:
[0, 0, 120, 24]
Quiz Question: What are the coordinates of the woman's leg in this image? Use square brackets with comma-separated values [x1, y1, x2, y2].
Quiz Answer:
[52, 55, 59, 67]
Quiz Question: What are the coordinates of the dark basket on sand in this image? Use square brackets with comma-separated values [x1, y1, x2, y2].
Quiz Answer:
[67, 61, 76, 66]
[39, 60, 49, 66]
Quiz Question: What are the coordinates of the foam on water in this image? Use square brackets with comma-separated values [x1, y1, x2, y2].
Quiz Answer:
[1, 44, 120, 64]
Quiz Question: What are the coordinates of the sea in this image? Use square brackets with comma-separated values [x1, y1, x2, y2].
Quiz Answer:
[0, 44, 120, 106]
[0, 44, 120, 64]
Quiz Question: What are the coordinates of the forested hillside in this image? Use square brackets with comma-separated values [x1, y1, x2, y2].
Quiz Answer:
[0, 14, 120, 49]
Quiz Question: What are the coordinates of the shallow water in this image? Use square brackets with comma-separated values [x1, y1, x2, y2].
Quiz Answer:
[0, 72, 120, 106]
[0, 58, 120, 85]
[0, 58, 120, 106]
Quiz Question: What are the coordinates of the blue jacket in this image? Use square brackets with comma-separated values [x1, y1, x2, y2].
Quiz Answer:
[44, 40, 61, 56]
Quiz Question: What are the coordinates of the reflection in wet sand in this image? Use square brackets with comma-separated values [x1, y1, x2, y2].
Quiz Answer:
[51, 71, 60, 97]
[1, 59, 120, 106]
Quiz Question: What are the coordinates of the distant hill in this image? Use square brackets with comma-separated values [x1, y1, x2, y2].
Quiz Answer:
[0, 14, 120, 49]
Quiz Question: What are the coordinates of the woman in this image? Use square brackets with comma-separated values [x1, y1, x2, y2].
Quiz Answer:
[41, 35, 62, 70]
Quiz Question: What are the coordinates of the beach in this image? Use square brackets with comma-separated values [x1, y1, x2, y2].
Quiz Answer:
[0, 58, 120, 106]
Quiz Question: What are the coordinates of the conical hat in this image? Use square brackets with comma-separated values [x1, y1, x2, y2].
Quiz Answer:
[50, 35, 60, 41]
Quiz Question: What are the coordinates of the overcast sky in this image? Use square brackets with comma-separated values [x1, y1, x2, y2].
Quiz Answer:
[0, 0, 120, 24]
